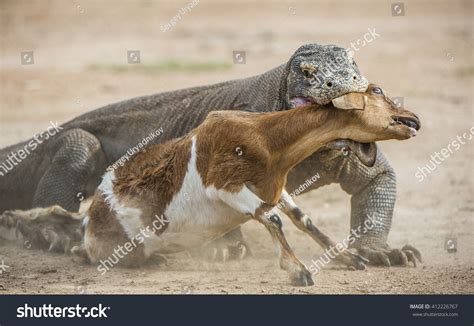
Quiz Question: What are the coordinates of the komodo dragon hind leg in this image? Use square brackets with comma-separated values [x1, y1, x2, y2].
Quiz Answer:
[32, 128, 107, 212]
[0, 205, 85, 253]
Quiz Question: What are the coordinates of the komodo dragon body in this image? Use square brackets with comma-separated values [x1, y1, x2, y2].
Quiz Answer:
[0, 44, 420, 266]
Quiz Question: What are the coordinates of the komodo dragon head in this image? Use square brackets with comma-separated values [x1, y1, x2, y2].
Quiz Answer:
[285, 43, 368, 107]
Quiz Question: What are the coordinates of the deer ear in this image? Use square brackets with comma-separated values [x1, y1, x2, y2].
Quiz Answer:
[332, 93, 366, 110]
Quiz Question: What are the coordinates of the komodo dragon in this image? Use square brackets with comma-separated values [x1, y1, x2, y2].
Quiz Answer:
[0, 43, 421, 267]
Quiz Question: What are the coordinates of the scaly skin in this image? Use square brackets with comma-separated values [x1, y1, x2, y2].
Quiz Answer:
[0, 43, 420, 267]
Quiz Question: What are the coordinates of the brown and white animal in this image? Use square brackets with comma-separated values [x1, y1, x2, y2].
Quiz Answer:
[76, 84, 420, 286]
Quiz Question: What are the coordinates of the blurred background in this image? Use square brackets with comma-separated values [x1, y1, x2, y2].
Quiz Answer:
[0, 0, 472, 294]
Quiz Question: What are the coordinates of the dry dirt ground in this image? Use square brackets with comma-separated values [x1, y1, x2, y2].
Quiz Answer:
[0, 0, 473, 294]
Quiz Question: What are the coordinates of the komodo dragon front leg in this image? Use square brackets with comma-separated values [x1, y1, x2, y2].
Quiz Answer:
[338, 149, 422, 267]
[287, 147, 422, 267]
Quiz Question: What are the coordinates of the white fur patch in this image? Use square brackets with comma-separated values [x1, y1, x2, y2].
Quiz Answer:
[143, 136, 259, 255]
[95, 136, 265, 257]
[281, 190, 297, 210]
[82, 215, 89, 228]
[98, 170, 118, 210]
[98, 169, 143, 240]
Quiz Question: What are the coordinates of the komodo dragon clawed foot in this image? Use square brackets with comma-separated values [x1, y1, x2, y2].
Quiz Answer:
[355, 244, 422, 267]
[0, 206, 84, 254]
[197, 228, 252, 263]
[204, 240, 250, 263]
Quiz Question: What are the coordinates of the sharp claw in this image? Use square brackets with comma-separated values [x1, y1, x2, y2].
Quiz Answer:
[372, 251, 390, 267]
[388, 249, 408, 267]
[403, 250, 417, 267]
[399, 250, 408, 267]
[377, 252, 391, 267]
[356, 247, 390, 267]
[402, 244, 422, 263]
[349, 253, 367, 270]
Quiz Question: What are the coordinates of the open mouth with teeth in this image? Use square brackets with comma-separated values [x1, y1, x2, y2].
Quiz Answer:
[391, 116, 421, 137]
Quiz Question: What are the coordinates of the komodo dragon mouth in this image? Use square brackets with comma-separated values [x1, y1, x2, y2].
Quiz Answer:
[289, 96, 316, 107]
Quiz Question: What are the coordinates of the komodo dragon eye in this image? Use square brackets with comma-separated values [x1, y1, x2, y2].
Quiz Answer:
[372, 87, 383, 95]
[302, 69, 312, 78]
[299, 62, 317, 79]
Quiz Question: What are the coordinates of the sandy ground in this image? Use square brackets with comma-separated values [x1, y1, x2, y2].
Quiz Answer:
[0, 0, 473, 294]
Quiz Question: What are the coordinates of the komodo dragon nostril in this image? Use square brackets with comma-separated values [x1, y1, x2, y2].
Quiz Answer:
[326, 81, 333, 88]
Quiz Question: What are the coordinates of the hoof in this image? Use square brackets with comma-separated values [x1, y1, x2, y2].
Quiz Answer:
[289, 268, 314, 287]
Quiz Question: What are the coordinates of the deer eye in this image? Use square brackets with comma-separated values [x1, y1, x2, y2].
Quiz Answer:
[372, 87, 383, 95]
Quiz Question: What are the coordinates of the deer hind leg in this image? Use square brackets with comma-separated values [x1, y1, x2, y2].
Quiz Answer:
[0, 205, 84, 253]
[279, 191, 368, 271]
[214, 185, 313, 286]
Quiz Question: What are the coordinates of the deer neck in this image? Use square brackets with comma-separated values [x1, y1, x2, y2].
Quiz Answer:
[256, 106, 348, 171]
